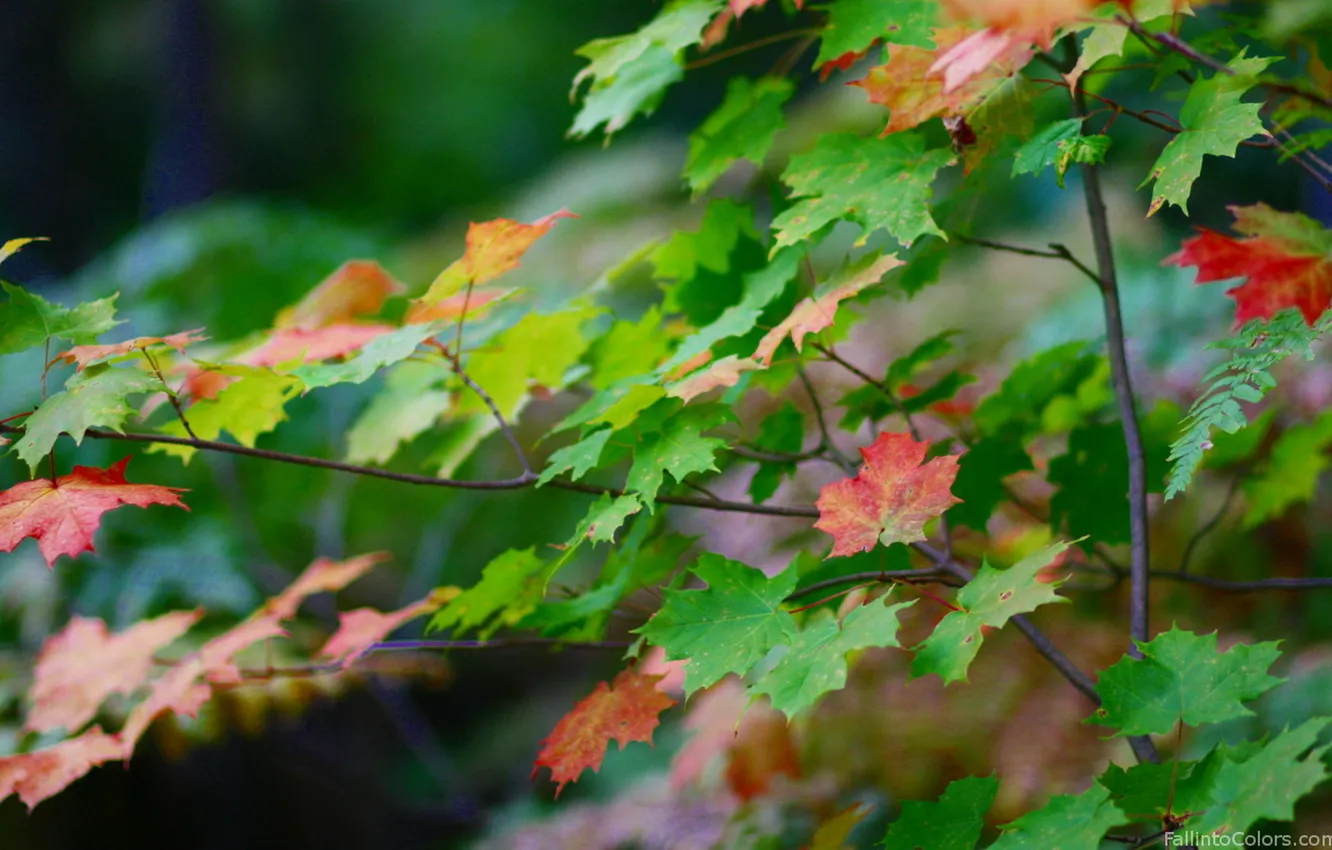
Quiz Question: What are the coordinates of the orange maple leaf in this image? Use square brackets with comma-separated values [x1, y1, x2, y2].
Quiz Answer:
[1163, 203, 1332, 326]
[0, 727, 122, 810]
[276, 260, 405, 329]
[0, 458, 189, 566]
[402, 288, 505, 325]
[25, 611, 200, 735]
[533, 668, 677, 797]
[754, 255, 903, 365]
[814, 432, 962, 557]
[240, 323, 396, 367]
[667, 355, 761, 402]
[317, 593, 446, 669]
[56, 329, 208, 372]
[854, 27, 1030, 134]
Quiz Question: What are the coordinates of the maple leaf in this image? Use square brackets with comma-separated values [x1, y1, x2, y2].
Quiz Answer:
[16, 366, 167, 472]
[989, 782, 1129, 849]
[814, 432, 961, 557]
[853, 27, 1029, 134]
[1141, 54, 1273, 216]
[0, 727, 122, 810]
[156, 364, 302, 460]
[264, 552, 390, 620]
[0, 457, 188, 566]
[666, 354, 760, 401]
[882, 775, 998, 850]
[532, 667, 677, 797]
[1191, 718, 1332, 834]
[275, 260, 404, 329]
[911, 541, 1071, 683]
[0, 236, 46, 265]
[684, 76, 793, 195]
[413, 210, 576, 309]
[318, 592, 447, 668]
[25, 611, 200, 735]
[1089, 625, 1284, 736]
[0, 282, 120, 358]
[749, 597, 915, 718]
[754, 253, 903, 365]
[240, 323, 397, 368]
[635, 553, 797, 695]
[625, 405, 731, 509]
[770, 132, 955, 250]
[56, 329, 208, 371]
[570, 0, 717, 137]
[345, 362, 452, 465]
[808, 803, 874, 850]
[402, 288, 506, 325]
[813, 0, 937, 78]
[940, 0, 1100, 47]
[292, 321, 447, 390]
[428, 547, 553, 639]
[1164, 202, 1332, 325]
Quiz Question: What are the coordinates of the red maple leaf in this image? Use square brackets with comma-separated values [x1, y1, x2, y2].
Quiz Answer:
[317, 592, 446, 669]
[264, 552, 389, 620]
[1164, 203, 1332, 326]
[0, 727, 122, 810]
[814, 432, 962, 557]
[533, 668, 677, 797]
[56, 329, 208, 371]
[25, 611, 200, 735]
[240, 323, 396, 367]
[0, 458, 189, 566]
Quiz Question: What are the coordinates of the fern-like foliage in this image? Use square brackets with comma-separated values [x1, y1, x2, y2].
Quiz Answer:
[1167, 309, 1332, 500]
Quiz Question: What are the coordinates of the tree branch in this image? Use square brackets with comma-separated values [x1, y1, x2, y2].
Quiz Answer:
[955, 235, 1102, 287]
[1070, 89, 1153, 663]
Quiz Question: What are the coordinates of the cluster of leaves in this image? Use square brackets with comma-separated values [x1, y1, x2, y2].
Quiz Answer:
[3, 0, 1332, 845]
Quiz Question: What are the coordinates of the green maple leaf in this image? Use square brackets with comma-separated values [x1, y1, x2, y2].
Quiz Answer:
[569, 0, 721, 138]
[946, 437, 1032, 531]
[751, 597, 914, 718]
[653, 199, 765, 326]
[972, 341, 1102, 438]
[1242, 410, 1332, 527]
[1192, 719, 1332, 834]
[988, 782, 1129, 849]
[1011, 119, 1111, 188]
[1048, 422, 1133, 547]
[772, 132, 955, 250]
[459, 309, 594, 419]
[344, 361, 451, 465]
[0, 283, 121, 356]
[1099, 750, 1224, 820]
[626, 405, 730, 509]
[636, 553, 797, 695]
[1142, 54, 1275, 215]
[156, 365, 303, 461]
[589, 306, 673, 390]
[881, 774, 998, 850]
[15, 366, 167, 472]
[911, 541, 1071, 684]
[1089, 625, 1284, 736]
[569, 493, 642, 545]
[294, 322, 445, 390]
[684, 76, 793, 195]
[814, 0, 936, 70]
[429, 547, 554, 639]
[659, 247, 801, 374]
[539, 427, 613, 486]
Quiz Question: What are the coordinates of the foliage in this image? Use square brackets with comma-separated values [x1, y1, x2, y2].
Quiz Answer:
[3, 0, 1332, 846]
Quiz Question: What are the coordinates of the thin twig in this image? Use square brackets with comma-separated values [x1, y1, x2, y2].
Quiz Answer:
[796, 361, 857, 474]
[1178, 474, 1241, 575]
[450, 357, 534, 475]
[956, 234, 1103, 288]
[685, 28, 821, 71]
[785, 567, 960, 602]
[142, 348, 197, 440]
